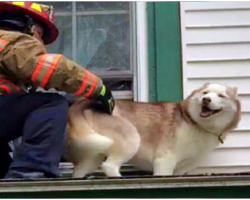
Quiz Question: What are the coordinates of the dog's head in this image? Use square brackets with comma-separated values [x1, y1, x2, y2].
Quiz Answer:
[181, 83, 241, 134]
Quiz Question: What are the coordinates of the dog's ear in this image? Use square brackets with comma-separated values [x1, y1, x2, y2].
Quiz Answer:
[232, 87, 238, 98]
[223, 98, 241, 132]
[202, 83, 210, 88]
[226, 86, 239, 100]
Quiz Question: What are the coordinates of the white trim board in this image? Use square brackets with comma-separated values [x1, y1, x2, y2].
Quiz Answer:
[134, 2, 149, 102]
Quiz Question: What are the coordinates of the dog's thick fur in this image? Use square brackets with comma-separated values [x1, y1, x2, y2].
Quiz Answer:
[64, 83, 241, 178]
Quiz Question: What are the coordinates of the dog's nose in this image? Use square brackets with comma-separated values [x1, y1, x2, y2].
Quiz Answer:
[202, 97, 211, 104]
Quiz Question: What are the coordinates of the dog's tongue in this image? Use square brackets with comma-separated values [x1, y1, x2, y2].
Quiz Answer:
[200, 106, 213, 118]
[200, 111, 212, 118]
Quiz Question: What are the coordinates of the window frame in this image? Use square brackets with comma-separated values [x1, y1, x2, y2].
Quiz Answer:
[52, 2, 142, 100]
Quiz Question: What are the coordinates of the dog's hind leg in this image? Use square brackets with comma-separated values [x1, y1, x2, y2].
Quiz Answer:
[101, 136, 140, 177]
[73, 155, 104, 178]
[101, 154, 123, 177]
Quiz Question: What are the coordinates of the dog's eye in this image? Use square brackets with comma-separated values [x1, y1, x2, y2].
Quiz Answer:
[203, 91, 209, 95]
[218, 94, 226, 98]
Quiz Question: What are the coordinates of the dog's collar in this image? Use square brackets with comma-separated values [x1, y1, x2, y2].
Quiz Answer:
[180, 105, 224, 144]
[199, 125, 225, 144]
[186, 115, 224, 144]
[206, 131, 224, 144]
[201, 129, 224, 144]
[218, 134, 224, 144]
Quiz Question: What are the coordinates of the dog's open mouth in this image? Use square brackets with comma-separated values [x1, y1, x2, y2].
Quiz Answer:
[200, 106, 222, 118]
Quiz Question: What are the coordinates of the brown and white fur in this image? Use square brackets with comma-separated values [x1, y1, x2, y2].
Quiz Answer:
[64, 83, 241, 178]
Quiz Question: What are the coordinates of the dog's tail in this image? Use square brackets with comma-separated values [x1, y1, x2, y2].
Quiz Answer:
[77, 133, 113, 154]
[68, 99, 101, 125]
[68, 99, 113, 154]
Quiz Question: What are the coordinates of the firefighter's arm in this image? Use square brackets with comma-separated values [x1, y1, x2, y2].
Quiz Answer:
[1, 34, 114, 114]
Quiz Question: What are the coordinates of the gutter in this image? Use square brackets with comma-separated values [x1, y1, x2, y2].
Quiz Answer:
[1, 174, 250, 193]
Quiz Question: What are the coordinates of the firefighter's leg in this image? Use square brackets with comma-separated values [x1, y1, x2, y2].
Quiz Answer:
[0, 141, 12, 178]
[0, 93, 68, 178]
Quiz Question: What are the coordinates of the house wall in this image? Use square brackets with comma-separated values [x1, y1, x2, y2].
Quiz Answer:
[180, 2, 250, 174]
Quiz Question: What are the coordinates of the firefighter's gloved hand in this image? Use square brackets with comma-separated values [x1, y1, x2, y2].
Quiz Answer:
[97, 85, 115, 115]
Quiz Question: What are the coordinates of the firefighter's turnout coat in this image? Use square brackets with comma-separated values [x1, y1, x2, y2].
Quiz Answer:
[0, 30, 104, 97]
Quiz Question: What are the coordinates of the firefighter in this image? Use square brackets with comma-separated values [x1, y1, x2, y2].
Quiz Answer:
[0, 2, 115, 179]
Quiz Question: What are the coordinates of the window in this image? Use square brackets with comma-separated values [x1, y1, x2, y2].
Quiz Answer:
[42, 2, 136, 99]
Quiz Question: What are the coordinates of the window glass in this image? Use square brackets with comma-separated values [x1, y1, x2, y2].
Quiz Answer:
[39, 2, 134, 91]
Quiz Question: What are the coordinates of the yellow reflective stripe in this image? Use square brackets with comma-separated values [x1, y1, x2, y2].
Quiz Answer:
[12, 2, 25, 6]
[30, 3, 42, 12]
[84, 74, 97, 97]
[31, 54, 63, 88]
[73, 69, 91, 96]
[99, 85, 106, 96]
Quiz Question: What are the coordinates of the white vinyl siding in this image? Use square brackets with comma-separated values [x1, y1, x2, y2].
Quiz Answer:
[180, 2, 250, 175]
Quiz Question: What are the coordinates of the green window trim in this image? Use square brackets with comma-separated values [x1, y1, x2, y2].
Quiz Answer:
[147, 2, 182, 102]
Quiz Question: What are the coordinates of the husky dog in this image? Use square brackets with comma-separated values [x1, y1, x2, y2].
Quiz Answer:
[64, 83, 241, 178]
